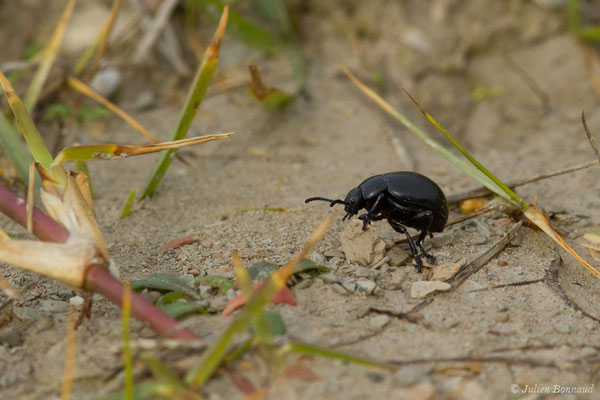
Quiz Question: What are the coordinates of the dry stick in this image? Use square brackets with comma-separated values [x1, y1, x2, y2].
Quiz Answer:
[450, 222, 523, 290]
[581, 111, 600, 163]
[468, 278, 544, 293]
[544, 257, 600, 323]
[446, 159, 600, 204]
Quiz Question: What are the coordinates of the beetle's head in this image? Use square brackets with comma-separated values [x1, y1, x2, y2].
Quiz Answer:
[342, 187, 363, 220]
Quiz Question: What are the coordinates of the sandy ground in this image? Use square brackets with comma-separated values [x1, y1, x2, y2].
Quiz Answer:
[1, 0, 600, 398]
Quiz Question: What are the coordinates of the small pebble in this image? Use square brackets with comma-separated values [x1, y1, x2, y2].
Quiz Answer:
[382, 238, 395, 250]
[331, 283, 350, 296]
[226, 289, 238, 301]
[369, 314, 390, 329]
[341, 281, 356, 293]
[494, 312, 509, 323]
[295, 279, 313, 290]
[431, 234, 453, 248]
[470, 236, 489, 245]
[328, 257, 343, 270]
[353, 266, 379, 279]
[580, 346, 597, 358]
[321, 272, 342, 284]
[309, 251, 327, 266]
[371, 256, 390, 270]
[386, 246, 410, 266]
[201, 240, 213, 248]
[188, 268, 201, 276]
[410, 281, 451, 298]
[554, 323, 571, 334]
[179, 274, 195, 286]
[90, 67, 121, 99]
[372, 286, 384, 297]
[429, 263, 461, 281]
[324, 249, 345, 258]
[356, 280, 376, 295]
[69, 296, 84, 307]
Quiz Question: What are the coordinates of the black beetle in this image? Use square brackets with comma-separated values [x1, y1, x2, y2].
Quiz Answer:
[305, 171, 448, 272]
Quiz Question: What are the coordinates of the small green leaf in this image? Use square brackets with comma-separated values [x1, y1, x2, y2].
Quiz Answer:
[262, 310, 286, 336]
[293, 258, 329, 275]
[131, 273, 200, 300]
[247, 261, 278, 281]
[158, 302, 208, 319]
[155, 292, 187, 307]
[195, 275, 233, 294]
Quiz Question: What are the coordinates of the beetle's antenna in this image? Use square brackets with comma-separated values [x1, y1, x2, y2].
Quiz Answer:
[305, 197, 347, 207]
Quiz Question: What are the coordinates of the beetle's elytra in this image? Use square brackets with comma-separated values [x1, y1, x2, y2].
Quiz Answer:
[305, 171, 449, 272]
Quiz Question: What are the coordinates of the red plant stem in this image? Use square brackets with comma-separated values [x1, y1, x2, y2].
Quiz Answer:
[85, 264, 197, 340]
[0, 183, 199, 340]
[0, 183, 69, 242]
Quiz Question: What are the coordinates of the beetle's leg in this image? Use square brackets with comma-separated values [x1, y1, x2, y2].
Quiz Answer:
[358, 193, 385, 230]
[388, 221, 423, 272]
[403, 210, 436, 262]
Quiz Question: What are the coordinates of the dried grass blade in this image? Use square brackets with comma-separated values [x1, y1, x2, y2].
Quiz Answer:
[24, 0, 76, 112]
[67, 76, 159, 143]
[524, 206, 600, 279]
[53, 133, 233, 166]
[82, 0, 123, 80]
[139, 6, 229, 199]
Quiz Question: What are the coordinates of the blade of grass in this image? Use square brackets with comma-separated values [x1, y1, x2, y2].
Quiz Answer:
[122, 283, 133, 400]
[524, 206, 600, 279]
[0, 70, 56, 172]
[52, 133, 233, 166]
[185, 216, 333, 388]
[67, 76, 159, 143]
[83, 0, 124, 81]
[0, 112, 32, 181]
[403, 89, 524, 207]
[120, 188, 136, 218]
[340, 65, 510, 203]
[281, 342, 395, 371]
[139, 6, 229, 199]
[24, 0, 76, 112]
[74, 0, 123, 76]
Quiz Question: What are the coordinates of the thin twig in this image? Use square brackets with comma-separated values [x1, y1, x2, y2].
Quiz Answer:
[388, 355, 560, 369]
[450, 222, 523, 290]
[504, 55, 551, 114]
[468, 278, 544, 293]
[447, 159, 600, 204]
[582, 111, 600, 163]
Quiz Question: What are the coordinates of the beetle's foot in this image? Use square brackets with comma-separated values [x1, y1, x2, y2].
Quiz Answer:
[358, 213, 371, 231]
[414, 255, 423, 273]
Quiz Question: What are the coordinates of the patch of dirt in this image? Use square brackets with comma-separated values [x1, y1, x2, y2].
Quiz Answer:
[1, 0, 600, 398]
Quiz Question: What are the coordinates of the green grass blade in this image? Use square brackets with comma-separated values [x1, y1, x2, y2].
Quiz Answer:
[0, 70, 58, 175]
[184, 217, 332, 388]
[23, 0, 76, 112]
[403, 89, 524, 207]
[282, 342, 395, 370]
[0, 112, 32, 180]
[120, 188, 136, 218]
[341, 66, 516, 205]
[139, 7, 229, 199]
